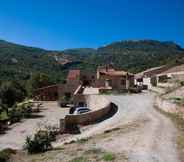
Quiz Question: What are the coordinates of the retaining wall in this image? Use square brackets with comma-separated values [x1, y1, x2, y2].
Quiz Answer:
[63, 95, 111, 126]
[65, 103, 111, 125]
[155, 96, 184, 117]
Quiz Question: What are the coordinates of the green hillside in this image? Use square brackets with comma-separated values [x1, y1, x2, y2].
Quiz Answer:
[65, 40, 184, 73]
[0, 39, 184, 84]
[96, 40, 184, 72]
[0, 40, 67, 83]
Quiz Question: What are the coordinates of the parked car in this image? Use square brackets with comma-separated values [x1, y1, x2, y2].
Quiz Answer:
[69, 107, 90, 115]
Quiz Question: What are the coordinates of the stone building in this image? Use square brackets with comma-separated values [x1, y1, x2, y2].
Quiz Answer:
[33, 65, 135, 101]
[96, 65, 134, 90]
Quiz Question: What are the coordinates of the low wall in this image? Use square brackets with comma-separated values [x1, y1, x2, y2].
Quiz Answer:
[154, 96, 184, 117]
[85, 95, 109, 111]
[63, 95, 111, 127]
[64, 103, 111, 125]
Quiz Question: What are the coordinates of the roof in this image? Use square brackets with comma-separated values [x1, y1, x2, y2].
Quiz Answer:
[135, 65, 166, 78]
[67, 70, 80, 80]
[158, 64, 184, 75]
[98, 65, 133, 76]
[100, 70, 133, 76]
[34, 84, 59, 92]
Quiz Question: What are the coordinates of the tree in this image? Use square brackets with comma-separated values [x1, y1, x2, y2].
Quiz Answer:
[26, 72, 54, 96]
[0, 81, 26, 107]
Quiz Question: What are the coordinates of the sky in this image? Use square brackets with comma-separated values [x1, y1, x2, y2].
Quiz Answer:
[0, 0, 184, 50]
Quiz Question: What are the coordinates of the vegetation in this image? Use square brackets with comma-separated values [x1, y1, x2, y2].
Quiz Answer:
[65, 40, 184, 73]
[0, 148, 16, 162]
[1, 39, 184, 85]
[0, 40, 66, 84]
[76, 138, 90, 144]
[0, 81, 26, 107]
[26, 72, 55, 96]
[102, 152, 115, 161]
[70, 157, 87, 162]
[24, 125, 58, 154]
[25, 130, 52, 154]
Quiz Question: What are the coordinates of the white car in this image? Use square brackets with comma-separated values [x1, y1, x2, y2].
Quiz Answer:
[73, 107, 90, 115]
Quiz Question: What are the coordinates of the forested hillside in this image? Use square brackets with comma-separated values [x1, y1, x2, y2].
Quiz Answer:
[0, 40, 69, 83]
[0, 39, 184, 84]
[67, 40, 184, 73]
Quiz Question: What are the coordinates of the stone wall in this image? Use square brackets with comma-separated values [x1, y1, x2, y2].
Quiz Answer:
[154, 96, 184, 118]
[64, 104, 111, 125]
[33, 85, 59, 101]
[63, 95, 111, 126]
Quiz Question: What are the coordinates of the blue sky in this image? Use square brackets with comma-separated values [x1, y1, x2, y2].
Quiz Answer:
[0, 0, 183, 50]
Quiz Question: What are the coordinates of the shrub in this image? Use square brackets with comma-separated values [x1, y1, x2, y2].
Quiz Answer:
[24, 130, 52, 154]
[70, 156, 86, 162]
[102, 153, 115, 161]
[8, 108, 22, 123]
[180, 81, 184, 86]
[44, 125, 58, 142]
[0, 148, 16, 162]
[21, 103, 32, 118]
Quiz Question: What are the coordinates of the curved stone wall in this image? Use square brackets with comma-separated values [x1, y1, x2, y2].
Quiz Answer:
[64, 95, 112, 125]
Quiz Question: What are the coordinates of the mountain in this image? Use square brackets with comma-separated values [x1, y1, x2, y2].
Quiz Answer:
[64, 40, 184, 73]
[0, 40, 71, 82]
[0, 39, 184, 83]
[95, 40, 184, 72]
[63, 48, 97, 56]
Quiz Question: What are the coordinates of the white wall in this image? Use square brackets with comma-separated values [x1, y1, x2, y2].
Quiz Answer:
[143, 77, 152, 89]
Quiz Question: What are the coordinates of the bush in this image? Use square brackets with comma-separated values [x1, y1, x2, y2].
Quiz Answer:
[45, 125, 58, 141]
[102, 153, 115, 161]
[0, 148, 16, 162]
[21, 103, 33, 118]
[180, 81, 184, 86]
[24, 129, 53, 154]
[0, 81, 26, 107]
[8, 108, 22, 123]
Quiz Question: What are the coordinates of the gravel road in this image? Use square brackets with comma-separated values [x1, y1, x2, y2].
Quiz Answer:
[59, 92, 180, 162]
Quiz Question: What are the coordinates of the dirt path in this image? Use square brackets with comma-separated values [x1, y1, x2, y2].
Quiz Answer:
[57, 92, 180, 162]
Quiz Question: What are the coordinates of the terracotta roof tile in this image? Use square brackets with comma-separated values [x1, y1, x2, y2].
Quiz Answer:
[67, 70, 80, 80]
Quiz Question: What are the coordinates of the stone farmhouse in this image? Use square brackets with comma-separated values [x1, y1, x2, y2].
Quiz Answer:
[135, 64, 184, 89]
[33, 65, 135, 101]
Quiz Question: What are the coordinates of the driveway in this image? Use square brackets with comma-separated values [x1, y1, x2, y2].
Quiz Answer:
[58, 92, 180, 162]
[0, 102, 69, 150]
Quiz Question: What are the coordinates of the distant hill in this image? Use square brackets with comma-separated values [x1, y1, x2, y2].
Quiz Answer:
[0, 39, 184, 83]
[0, 40, 70, 82]
[96, 40, 184, 72]
[64, 40, 184, 73]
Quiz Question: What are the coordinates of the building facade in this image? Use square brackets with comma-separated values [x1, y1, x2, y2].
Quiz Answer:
[33, 65, 135, 101]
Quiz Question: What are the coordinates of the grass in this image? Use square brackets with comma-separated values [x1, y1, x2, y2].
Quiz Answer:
[84, 148, 103, 154]
[76, 138, 90, 144]
[169, 96, 182, 101]
[168, 96, 184, 106]
[102, 153, 115, 161]
[70, 156, 87, 162]
[0, 148, 16, 162]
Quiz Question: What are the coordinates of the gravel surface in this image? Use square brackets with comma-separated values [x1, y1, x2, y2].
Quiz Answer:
[0, 102, 69, 150]
[56, 92, 180, 162]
